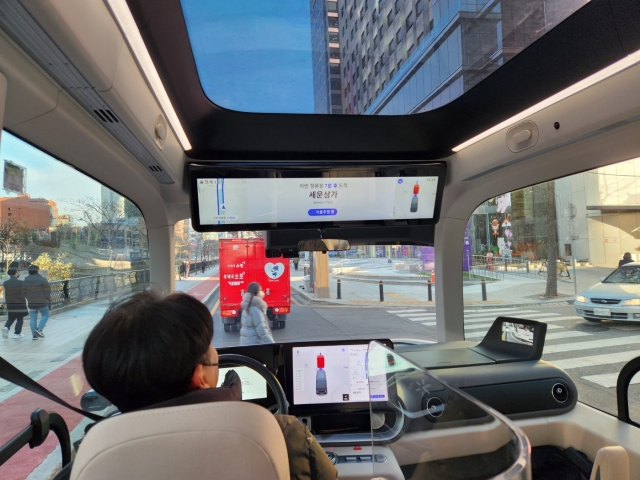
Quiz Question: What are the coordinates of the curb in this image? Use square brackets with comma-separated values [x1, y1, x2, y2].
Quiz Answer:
[291, 284, 574, 309]
[203, 283, 220, 304]
[333, 274, 481, 286]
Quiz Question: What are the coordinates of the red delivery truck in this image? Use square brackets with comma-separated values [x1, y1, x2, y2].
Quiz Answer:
[219, 238, 291, 332]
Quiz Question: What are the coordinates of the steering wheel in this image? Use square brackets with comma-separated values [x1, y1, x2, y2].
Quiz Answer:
[218, 354, 288, 415]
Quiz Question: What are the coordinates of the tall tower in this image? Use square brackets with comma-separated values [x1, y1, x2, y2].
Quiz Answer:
[311, 0, 343, 114]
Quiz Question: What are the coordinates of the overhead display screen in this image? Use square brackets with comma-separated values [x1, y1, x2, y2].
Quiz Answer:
[291, 344, 389, 405]
[197, 176, 438, 225]
[189, 162, 447, 232]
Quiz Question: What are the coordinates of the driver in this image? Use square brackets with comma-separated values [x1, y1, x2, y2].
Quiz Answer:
[83, 291, 338, 480]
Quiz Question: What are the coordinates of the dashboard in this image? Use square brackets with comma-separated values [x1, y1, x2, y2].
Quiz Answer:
[217, 318, 575, 479]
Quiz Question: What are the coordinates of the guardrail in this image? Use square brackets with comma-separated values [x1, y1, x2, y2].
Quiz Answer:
[470, 255, 552, 281]
[48, 269, 150, 310]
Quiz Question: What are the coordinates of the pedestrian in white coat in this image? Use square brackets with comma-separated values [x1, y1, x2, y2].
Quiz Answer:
[239, 282, 274, 345]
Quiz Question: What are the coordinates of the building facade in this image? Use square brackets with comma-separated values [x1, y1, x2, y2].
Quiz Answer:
[311, 0, 344, 113]
[336, 0, 586, 115]
[0, 194, 57, 232]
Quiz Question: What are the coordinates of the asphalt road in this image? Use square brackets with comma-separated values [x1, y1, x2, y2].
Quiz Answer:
[206, 292, 640, 421]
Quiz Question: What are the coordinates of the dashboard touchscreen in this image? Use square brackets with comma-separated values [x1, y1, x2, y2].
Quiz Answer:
[292, 344, 389, 405]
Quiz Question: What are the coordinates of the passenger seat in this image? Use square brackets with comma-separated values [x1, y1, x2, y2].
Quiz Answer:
[589, 446, 629, 480]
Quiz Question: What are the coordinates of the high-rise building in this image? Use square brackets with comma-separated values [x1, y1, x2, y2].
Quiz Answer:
[338, 0, 585, 115]
[101, 185, 142, 220]
[311, 0, 344, 114]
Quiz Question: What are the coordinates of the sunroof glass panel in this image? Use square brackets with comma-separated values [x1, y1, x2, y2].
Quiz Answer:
[181, 0, 589, 115]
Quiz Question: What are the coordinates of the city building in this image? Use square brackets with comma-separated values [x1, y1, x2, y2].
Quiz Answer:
[337, 0, 585, 115]
[311, 0, 344, 113]
[101, 185, 142, 220]
[469, 157, 640, 268]
[0, 194, 57, 232]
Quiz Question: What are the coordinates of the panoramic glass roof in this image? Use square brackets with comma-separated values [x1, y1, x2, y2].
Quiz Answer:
[180, 0, 588, 115]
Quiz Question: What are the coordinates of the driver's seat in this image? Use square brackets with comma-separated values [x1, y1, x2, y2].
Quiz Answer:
[70, 401, 290, 480]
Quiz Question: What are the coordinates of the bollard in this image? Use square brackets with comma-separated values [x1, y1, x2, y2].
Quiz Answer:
[379, 281, 384, 302]
[481, 279, 487, 301]
[428, 280, 432, 302]
[337, 279, 341, 299]
[526, 260, 530, 273]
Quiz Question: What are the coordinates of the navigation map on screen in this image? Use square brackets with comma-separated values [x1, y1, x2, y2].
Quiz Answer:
[292, 344, 389, 405]
[197, 176, 439, 225]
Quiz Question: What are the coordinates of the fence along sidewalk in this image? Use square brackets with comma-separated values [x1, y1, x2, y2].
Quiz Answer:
[43, 269, 150, 312]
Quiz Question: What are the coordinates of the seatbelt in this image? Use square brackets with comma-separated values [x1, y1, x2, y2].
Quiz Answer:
[0, 355, 103, 422]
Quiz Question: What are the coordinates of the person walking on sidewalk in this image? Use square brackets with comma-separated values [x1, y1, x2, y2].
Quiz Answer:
[2, 268, 27, 339]
[619, 252, 633, 267]
[24, 264, 51, 340]
[240, 282, 274, 345]
[201, 262, 205, 274]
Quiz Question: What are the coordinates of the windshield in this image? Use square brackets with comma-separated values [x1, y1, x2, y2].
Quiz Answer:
[604, 267, 640, 284]
[180, 0, 588, 114]
[175, 231, 437, 348]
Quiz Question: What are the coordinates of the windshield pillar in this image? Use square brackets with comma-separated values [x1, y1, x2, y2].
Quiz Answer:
[435, 217, 466, 342]
[148, 224, 175, 293]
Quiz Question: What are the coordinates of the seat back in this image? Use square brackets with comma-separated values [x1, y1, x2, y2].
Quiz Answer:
[589, 446, 629, 480]
[70, 401, 290, 480]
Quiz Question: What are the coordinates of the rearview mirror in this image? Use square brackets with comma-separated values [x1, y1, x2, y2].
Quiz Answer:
[600, 277, 606, 282]
[297, 239, 350, 251]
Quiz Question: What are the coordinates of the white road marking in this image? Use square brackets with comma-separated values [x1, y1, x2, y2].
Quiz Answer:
[463, 309, 543, 319]
[404, 315, 438, 321]
[550, 350, 640, 369]
[396, 312, 435, 317]
[387, 308, 427, 314]
[463, 307, 534, 314]
[464, 312, 565, 324]
[582, 373, 640, 389]
[544, 335, 640, 354]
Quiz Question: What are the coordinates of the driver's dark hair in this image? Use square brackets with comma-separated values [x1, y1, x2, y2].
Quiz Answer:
[83, 290, 213, 413]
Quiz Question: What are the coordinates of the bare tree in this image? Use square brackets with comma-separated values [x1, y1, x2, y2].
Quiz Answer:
[543, 181, 559, 297]
[0, 219, 31, 265]
[61, 197, 128, 250]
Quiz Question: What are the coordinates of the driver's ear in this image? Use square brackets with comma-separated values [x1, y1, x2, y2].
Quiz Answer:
[189, 364, 211, 390]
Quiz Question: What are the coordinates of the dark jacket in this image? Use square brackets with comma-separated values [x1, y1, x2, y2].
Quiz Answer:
[3, 276, 27, 313]
[146, 389, 338, 480]
[23, 272, 51, 309]
[619, 258, 633, 267]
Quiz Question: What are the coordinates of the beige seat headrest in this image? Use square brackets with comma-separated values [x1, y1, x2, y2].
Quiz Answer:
[589, 446, 629, 480]
[70, 401, 290, 480]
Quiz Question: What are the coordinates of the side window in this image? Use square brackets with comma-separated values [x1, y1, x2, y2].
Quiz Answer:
[0, 131, 148, 478]
[464, 157, 640, 416]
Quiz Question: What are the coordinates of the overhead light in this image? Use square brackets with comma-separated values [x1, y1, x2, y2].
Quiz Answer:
[453, 48, 640, 153]
[105, 0, 192, 151]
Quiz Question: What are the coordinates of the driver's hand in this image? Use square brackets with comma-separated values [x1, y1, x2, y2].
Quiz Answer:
[221, 369, 242, 400]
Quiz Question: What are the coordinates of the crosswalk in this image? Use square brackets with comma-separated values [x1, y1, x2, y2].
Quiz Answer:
[385, 306, 640, 391]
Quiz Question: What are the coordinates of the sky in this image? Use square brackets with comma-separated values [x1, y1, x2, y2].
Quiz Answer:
[0, 131, 106, 216]
[180, 0, 314, 114]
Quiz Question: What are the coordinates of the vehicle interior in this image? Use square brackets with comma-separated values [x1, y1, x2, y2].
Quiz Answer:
[1, 0, 640, 479]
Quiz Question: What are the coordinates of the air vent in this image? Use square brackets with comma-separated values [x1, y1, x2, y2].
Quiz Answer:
[0, 0, 174, 185]
[93, 109, 120, 123]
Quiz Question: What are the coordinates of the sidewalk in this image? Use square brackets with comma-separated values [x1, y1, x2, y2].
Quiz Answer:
[293, 262, 613, 307]
[0, 266, 220, 480]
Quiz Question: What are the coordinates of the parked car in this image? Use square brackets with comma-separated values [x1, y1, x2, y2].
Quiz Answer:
[574, 263, 640, 322]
